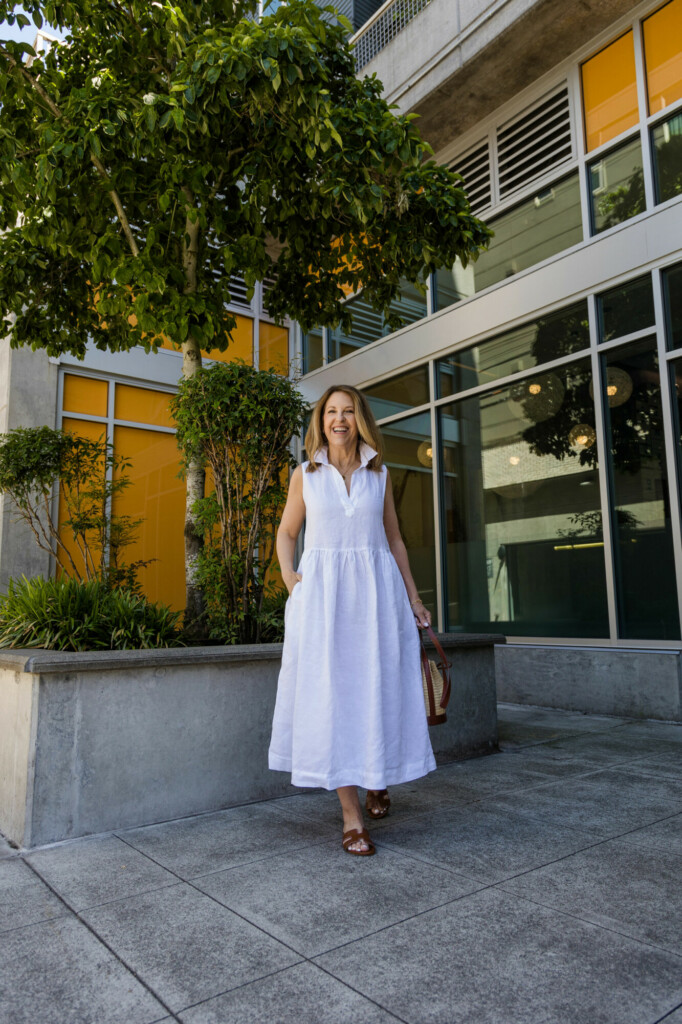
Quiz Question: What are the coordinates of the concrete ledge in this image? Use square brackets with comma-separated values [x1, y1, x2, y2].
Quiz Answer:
[0, 635, 501, 848]
[496, 644, 682, 723]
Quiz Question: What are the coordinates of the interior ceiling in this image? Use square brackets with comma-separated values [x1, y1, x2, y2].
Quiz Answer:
[410, 0, 641, 154]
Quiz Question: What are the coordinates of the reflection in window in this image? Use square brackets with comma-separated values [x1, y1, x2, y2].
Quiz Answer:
[643, 0, 682, 114]
[589, 136, 645, 234]
[663, 262, 682, 350]
[328, 280, 427, 362]
[381, 413, 437, 618]
[652, 111, 682, 204]
[601, 339, 680, 639]
[302, 330, 323, 373]
[597, 274, 655, 342]
[363, 366, 430, 420]
[470, 174, 582, 293]
[581, 32, 639, 152]
[433, 262, 474, 311]
[439, 359, 609, 637]
[438, 301, 589, 398]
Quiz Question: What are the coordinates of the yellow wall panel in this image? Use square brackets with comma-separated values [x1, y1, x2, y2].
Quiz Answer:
[204, 314, 253, 364]
[115, 384, 175, 429]
[63, 375, 108, 417]
[259, 322, 289, 374]
[643, 0, 682, 113]
[112, 426, 186, 612]
[582, 32, 639, 151]
[57, 417, 108, 580]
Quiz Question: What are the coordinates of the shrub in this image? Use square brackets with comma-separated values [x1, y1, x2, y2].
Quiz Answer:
[171, 362, 307, 644]
[0, 577, 184, 651]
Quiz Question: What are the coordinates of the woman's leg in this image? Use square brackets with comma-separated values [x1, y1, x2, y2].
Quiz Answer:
[337, 785, 371, 852]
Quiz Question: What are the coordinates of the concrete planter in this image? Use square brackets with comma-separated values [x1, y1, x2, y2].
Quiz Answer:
[0, 634, 501, 849]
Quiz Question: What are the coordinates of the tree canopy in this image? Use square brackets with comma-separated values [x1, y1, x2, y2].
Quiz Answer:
[0, 0, 490, 364]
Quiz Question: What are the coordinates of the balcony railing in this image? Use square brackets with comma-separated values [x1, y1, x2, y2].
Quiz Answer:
[351, 0, 432, 71]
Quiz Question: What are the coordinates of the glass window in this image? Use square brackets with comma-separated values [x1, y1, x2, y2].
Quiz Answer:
[433, 263, 473, 311]
[62, 375, 108, 418]
[601, 339, 680, 639]
[382, 413, 437, 618]
[663, 262, 682, 350]
[113, 426, 186, 612]
[363, 366, 430, 419]
[302, 330, 323, 373]
[469, 174, 582, 294]
[438, 301, 589, 398]
[643, 0, 682, 114]
[581, 32, 639, 152]
[652, 110, 682, 204]
[597, 274, 655, 342]
[259, 322, 289, 374]
[114, 384, 174, 429]
[439, 359, 609, 638]
[328, 280, 427, 362]
[589, 136, 645, 234]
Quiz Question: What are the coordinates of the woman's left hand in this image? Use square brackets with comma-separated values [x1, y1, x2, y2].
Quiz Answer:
[412, 600, 431, 629]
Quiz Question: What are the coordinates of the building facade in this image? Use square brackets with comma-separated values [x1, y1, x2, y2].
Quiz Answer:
[1, 0, 681, 718]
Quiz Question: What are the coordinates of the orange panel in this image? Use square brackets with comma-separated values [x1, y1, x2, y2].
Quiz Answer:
[114, 384, 175, 429]
[57, 418, 109, 580]
[259, 322, 289, 374]
[113, 425, 186, 612]
[62, 375, 108, 417]
[204, 314, 253, 365]
[582, 32, 639, 151]
[643, 0, 682, 113]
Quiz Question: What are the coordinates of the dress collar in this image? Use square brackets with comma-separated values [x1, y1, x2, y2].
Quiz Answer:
[314, 442, 378, 468]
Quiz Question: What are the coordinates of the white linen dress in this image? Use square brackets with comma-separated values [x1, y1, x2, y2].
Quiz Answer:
[268, 441, 436, 790]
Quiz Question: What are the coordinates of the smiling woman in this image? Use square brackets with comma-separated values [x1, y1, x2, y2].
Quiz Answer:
[268, 384, 436, 857]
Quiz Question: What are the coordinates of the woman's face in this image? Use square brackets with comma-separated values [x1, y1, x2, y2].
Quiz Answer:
[323, 391, 358, 451]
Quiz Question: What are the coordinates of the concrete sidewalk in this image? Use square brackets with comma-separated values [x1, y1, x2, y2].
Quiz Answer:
[1, 704, 681, 1024]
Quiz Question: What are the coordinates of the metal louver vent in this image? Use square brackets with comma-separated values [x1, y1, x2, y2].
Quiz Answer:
[228, 274, 252, 309]
[497, 86, 572, 199]
[260, 274, 277, 317]
[450, 141, 491, 215]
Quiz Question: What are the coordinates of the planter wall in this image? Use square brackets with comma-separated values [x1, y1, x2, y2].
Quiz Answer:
[0, 634, 501, 849]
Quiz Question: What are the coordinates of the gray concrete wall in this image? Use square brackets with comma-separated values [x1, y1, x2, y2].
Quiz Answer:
[0, 636, 500, 848]
[0, 339, 59, 592]
[360, 0, 640, 151]
[496, 644, 682, 722]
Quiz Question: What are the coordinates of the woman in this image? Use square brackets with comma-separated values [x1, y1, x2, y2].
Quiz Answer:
[268, 385, 435, 856]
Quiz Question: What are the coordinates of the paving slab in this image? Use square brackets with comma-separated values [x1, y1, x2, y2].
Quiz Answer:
[619, 813, 682, 855]
[315, 887, 682, 1024]
[178, 961, 402, 1023]
[540, 727, 682, 763]
[117, 801, 335, 879]
[80, 882, 302, 1013]
[491, 766, 682, 837]
[194, 837, 480, 957]
[497, 836, 682, 954]
[658, 1006, 682, 1023]
[25, 834, 179, 911]
[0, 857, 67, 933]
[496, 704, 631, 749]
[0, 914, 167, 1024]
[616, 753, 682, 783]
[374, 802, 603, 885]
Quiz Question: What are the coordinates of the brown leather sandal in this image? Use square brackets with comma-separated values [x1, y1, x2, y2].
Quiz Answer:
[342, 827, 376, 856]
[365, 789, 391, 819]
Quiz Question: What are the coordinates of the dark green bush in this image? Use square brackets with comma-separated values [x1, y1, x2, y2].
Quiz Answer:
[0, 576, 184, 651]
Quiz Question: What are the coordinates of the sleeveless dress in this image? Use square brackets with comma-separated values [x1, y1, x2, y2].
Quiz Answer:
[268, 441, 436, 791]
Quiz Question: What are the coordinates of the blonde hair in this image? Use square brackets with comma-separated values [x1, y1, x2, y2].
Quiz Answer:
[305, 385, 383, 472]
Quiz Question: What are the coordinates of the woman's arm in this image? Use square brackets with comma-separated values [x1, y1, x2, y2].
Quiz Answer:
[276, 465, 307, 595]
[383, 468, 431, 628]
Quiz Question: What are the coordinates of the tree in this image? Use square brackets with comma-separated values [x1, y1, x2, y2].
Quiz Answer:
[0, 0, 491, 631]
[171, 361, 308, 643]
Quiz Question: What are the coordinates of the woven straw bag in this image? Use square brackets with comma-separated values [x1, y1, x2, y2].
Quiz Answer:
[419, 625, 452, 726]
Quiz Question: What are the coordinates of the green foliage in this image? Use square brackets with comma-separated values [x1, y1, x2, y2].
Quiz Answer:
[0, 425, 148, 584]
[0, 0, 491, 359]
[0, 575, 183, 650]
[171, 362, 307, 643]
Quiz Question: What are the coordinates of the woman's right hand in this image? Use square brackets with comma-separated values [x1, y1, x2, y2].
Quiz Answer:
[284, 571, 303, 596]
